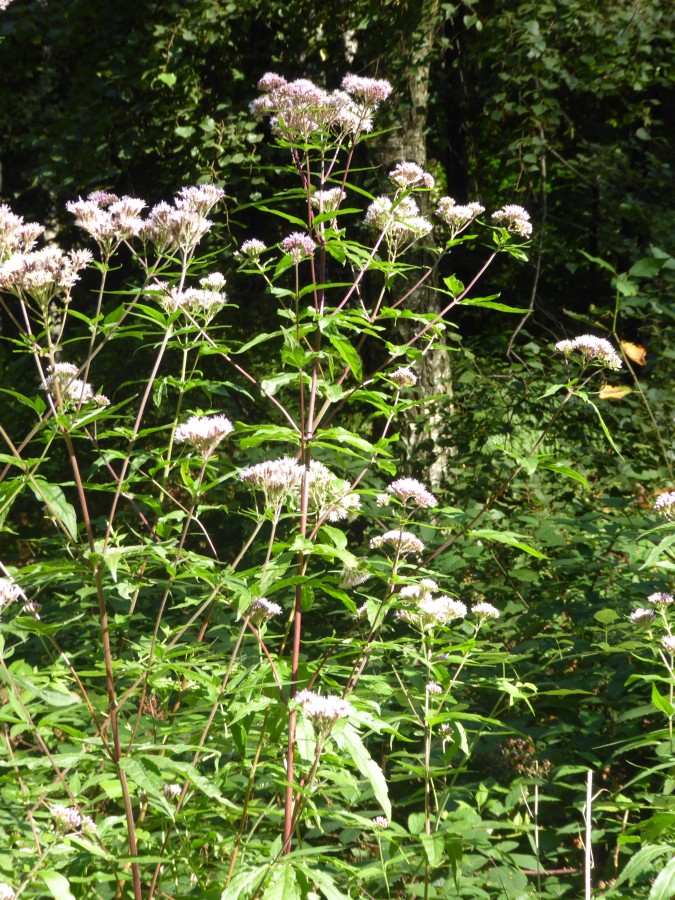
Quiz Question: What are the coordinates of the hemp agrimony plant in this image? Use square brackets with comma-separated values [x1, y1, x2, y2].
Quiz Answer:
[0, 72, 620, 899]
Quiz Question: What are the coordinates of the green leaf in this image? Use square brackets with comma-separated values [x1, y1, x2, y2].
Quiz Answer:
[650, 856, 675, 900]
[629, 256, 666, 278]
[469, 529, 547, 559]
[651, 683, 675, 717]
[221, 867, 267, 900]
[41, 871, 76, 900]
[420, 832, 445, 868]
[614, 844, 672, 888]
[9, 674, 81, 708]
[119, 756, 163, 796]
[303, 866, 350, 900]
[461, 297, 529, 313]
[262, 865, 300, 900]
[576, 392, 624, 459]
[327, 334, 363, 381]
[538, 461, 590, 490]
[333, 722, 391, 819]
[157, 72, 177, 87]
[29, 477, 78, 541]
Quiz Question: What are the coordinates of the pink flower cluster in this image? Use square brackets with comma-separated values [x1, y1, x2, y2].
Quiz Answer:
[251, 72, 392, 140]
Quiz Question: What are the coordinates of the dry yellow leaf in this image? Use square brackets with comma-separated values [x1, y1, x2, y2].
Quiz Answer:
[620, 340, 647, 366]
[598, 384, 633, 400]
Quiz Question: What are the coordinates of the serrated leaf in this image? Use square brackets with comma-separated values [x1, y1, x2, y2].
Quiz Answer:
[650, 856, 675, 900]
[420, 832, 445, 868]
[262, 865, 300, 900]
[651, 683, 675, 717]
[327, 334, 362, 381]
[461, 297, 529, 313]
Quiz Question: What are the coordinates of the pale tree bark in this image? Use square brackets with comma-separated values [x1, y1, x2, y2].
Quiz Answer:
[372, 0, 454, 487]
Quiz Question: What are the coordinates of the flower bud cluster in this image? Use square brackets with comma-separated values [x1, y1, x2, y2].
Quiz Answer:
[555, 335, 622, 370]
[150, 277, 227, 318]
[237, 238, 267, 259]
[239, 457, 305, 509]
[140, 185, 224, 255]
[251, 73, 392, 141]
[305, 460, 362, 522]
[44, 362, 109, 409]
[295, 689, 354, 728]
[389, 366, 417, 388]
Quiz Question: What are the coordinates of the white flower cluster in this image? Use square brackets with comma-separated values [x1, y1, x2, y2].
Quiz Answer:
[174, 414, 234, 455]
[44, 362, 109, 409]
[662, 635, 675, 654]
[398, 594, 467, 629]
[0, 576, 21, 614]
[435, 197, 485, 237]
[281, 232, 316, 263]
[555, 335, 622, 370]
[389, 366, 417, 388]
[140, 185, 224, 255]
[630, 607, 655, 625]
[472, 601, 500, 619]
[653, 493, 675, 518]
[239, 457, 305, 509]
[365, 195, 433, 248]
[648, 592, 674, 607]
[426, 681, 443, 695]
[311, 188, 346, 213]
[305, 460, 361, 522]
[0, 883, 15, 900]
[66, 192, 146, 255]
[372, 815, 389, 828]
[389, 162, 434, 190]
[0, 246, 92, 307]
[51, 804, 96, 834]
[369, 529, 425, 556]
[163, 783, 182, 800]
[295, 689, 354, 728]
[399, 579, 438, 600]
[491, 204, 532, 237]
[150, 277, 227, 318]
[246, 597, 283, 624]
[237, 238, 267, 259]
[251, 73, 392, 140]
[387, 477, 437, 509]
[0, 203, 43, 261]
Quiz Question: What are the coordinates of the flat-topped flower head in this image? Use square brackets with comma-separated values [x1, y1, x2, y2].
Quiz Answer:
[654, 492, 675, 518]
[341, 74, 393, 106]
[389, 366, 417, 388]
[399, 579, 438, 601]
[175, 414, 233, 455]
[555, 334, 622, 370]
[311, 187, 346, 213]
[389, 162, 434, 190]
[472, 602, 500, 620]
[491, 204, 532, 237]
[662, 635, 675, 654]
[436, 197, 485, 236]
[387, 477, 437, 509]
[370, 529, 425, 556]
[372, 815, 389, 828]
[281, 232, 316, 263]
[426, 681, 443, 695]
[239, 457, 304, 509]
[648, 592, 674, 607]
[630, 607, 655, 625]
[246, 597, 283, 624]
[295, 689, 354, 728]
[141, 185, 222, 255]
[51, 805, 83, 832]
